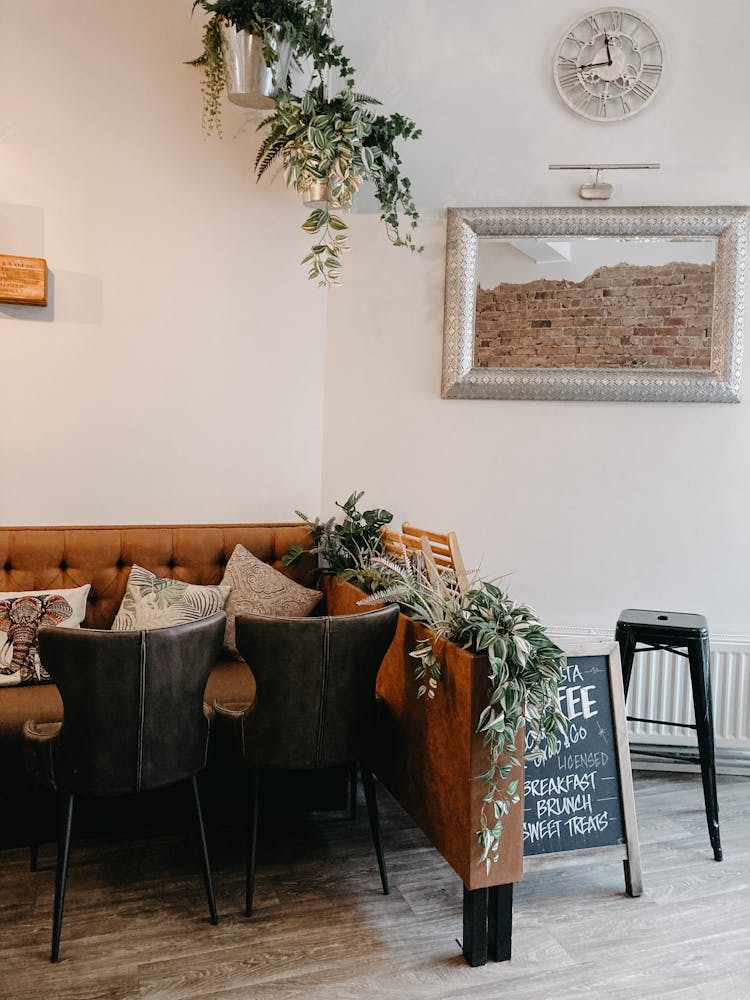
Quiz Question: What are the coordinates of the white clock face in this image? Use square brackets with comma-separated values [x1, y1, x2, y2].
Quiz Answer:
[554, 8, 663, 122]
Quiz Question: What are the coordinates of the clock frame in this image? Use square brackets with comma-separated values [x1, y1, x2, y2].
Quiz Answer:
[554, 7, 664, 122]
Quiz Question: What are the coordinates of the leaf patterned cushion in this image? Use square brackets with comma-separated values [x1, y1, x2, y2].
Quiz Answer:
[111, 565, 229, 632]
[220, 544, 322, 655]
[0, 585, 91, 686]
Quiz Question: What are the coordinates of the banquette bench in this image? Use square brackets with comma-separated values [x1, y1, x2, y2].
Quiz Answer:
[0, 523, 316, 745]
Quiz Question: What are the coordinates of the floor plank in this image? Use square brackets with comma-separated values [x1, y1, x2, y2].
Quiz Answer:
[0, 771, 748, 999]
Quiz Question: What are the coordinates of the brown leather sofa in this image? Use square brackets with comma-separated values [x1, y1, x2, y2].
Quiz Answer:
[0, 523, 316, 745]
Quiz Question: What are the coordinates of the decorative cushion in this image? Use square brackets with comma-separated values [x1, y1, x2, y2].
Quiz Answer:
[220, 544, 322, 655]
[111, 565, 229, 631]
[0, 585, 91, 686]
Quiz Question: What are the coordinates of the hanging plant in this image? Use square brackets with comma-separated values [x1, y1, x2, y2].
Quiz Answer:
[255, 84, 421, 285]
[189, 0, 353, 134]
[188, 0, 422, 286]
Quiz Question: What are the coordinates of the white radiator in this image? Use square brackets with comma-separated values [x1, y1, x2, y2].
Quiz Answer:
[551, 628, 750, 771]
[627, 641, 750, 751]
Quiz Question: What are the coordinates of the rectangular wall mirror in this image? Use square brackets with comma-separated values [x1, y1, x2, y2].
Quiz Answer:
[442, 207, 747, 402]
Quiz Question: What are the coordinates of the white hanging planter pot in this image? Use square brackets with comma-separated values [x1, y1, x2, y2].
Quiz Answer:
[221, 23, 292, 110]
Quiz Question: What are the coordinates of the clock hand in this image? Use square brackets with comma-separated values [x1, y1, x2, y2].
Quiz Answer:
[579, 32, 614, 71]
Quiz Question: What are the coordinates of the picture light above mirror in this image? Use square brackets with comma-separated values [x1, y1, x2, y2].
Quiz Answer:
[548, 163, 660, 200]
[441, 206, 748, 403]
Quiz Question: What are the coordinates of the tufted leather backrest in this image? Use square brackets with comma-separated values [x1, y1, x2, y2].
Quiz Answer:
[0, 524, 316, 629]
[37, 613, 226, 795]
[234, 605, 399, 770]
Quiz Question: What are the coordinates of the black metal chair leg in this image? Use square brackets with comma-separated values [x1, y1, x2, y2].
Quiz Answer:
[688, 637, 722, 861]
[27, 779, 40, 872]
[360, 764, 389, 895]
[50, 791, 74, 963]
[349, 763, 358, 820]
[245, 766, 260, 917]
[190, 776, 218, 925]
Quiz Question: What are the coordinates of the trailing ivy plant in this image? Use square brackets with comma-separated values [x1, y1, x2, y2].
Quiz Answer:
[360, 555, 567, 871]
[255, 84, 421, 285]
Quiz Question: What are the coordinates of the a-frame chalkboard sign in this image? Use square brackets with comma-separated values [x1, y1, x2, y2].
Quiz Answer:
[523, 640, 643, 897]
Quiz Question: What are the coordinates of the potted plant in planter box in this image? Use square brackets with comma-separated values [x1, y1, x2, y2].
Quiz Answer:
[285, 492, 567, 875]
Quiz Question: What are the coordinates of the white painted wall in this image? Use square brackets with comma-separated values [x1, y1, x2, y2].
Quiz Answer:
[322, 0, 750, 636]
[0, 1, 327, 525]
[2, 1, 748, 638]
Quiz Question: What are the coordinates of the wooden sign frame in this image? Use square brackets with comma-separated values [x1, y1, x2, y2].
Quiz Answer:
[0, 255, 48, 306]
[523, 640, 643, 897]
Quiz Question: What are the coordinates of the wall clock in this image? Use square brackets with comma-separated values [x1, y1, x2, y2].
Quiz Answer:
[554, 8, 663, 122]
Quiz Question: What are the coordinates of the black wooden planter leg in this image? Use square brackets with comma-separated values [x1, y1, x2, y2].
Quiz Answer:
[487, 883, 513, 962]
[462, 886, 488, 967]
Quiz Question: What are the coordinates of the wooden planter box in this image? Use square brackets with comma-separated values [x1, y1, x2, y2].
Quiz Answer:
[323, 577, 524, 891]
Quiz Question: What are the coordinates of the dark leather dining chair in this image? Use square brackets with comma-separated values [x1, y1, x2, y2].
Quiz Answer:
[23, 613, 226, 962]
[216, 605, 399, 916]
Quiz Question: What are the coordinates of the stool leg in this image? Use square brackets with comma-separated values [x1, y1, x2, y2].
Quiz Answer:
[616, 627, 638, 699]
[687, 636, 722, 861]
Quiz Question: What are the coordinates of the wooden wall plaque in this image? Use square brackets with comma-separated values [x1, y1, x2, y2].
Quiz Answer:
[0, 254, 48, 306]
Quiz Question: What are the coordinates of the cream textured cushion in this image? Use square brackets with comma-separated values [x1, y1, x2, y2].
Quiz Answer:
[112, 565, 229, 631]
[0, 585, 91, 686]
[220, 544, 322, 655]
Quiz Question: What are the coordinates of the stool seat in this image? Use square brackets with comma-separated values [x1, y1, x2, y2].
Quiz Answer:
[615, 608, 722, 862]
[617, 608, 708, 637]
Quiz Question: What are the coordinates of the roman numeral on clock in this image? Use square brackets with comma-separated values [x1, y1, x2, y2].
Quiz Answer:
[633, 80, 654, 101]
[559, 69, 581, 90]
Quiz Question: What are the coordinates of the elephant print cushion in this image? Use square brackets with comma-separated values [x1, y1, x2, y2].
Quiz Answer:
[112, 565, 230, 632]
[220, 544, 322, 655]
[0, 585, 91, 686]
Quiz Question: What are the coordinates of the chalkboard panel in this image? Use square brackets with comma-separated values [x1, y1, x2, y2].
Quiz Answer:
[524, 651, 625, 855]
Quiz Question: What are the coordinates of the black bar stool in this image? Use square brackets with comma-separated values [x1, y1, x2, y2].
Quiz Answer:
[615, 609, 721, 861]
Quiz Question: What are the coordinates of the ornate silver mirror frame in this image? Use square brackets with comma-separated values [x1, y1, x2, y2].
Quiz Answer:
[442, 206, 748, 402]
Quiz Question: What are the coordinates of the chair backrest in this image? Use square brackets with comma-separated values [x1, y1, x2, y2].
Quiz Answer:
[37, 613, 226, 795]
[382, 523, 469, 594]
[234, 605, 399, 770]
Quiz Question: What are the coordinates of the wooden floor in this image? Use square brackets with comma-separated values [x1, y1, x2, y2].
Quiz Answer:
[0, 771, 748, 1000]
